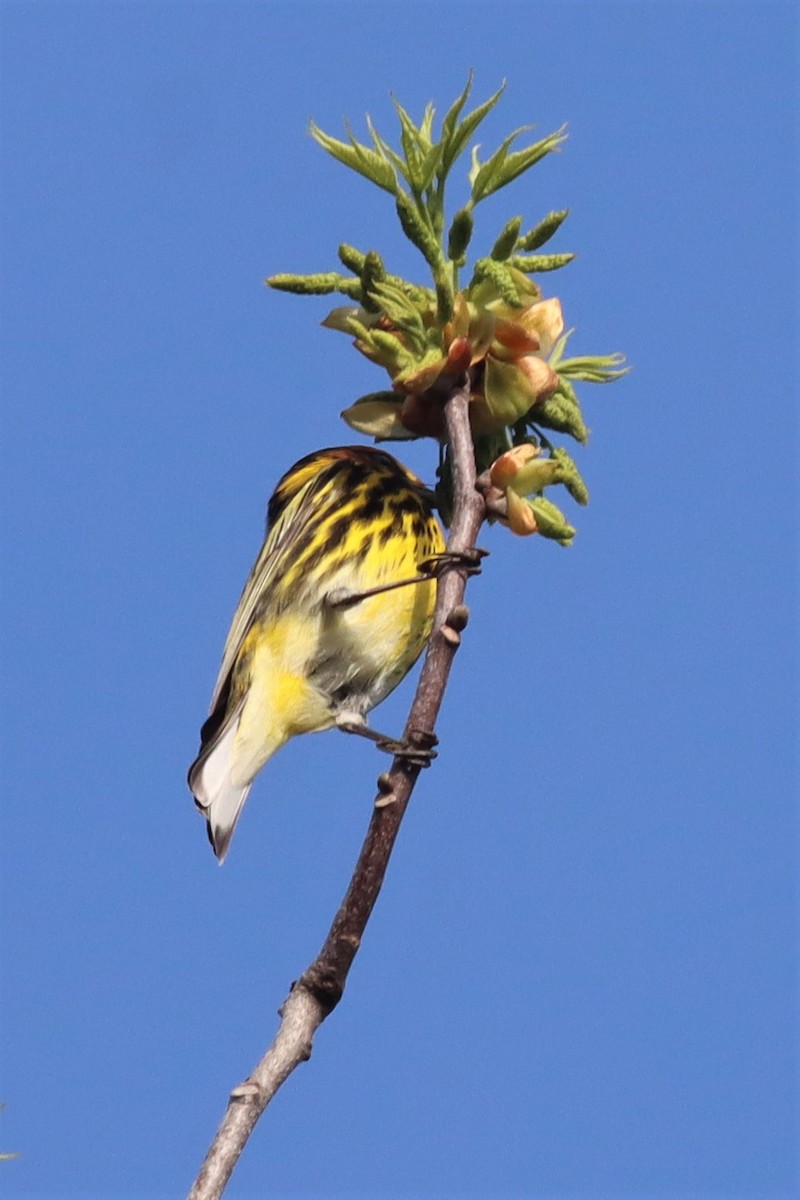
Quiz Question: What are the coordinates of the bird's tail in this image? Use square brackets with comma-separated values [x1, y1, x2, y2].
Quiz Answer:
[188, 702, 280, 864]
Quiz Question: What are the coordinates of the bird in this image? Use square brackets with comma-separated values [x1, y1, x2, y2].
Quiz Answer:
[188, 444, 446, 862]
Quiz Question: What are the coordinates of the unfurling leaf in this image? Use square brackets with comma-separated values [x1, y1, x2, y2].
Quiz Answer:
[310, 120, 398, 193]
[340, 393, 417, 440]
[488, 442, 539, 489]
[557, 352, 629, 382]
[471, 125, 567, 203]
[484, 355, 537, 425]
[270, 79, 626, 547]
[439, 77, 506, 177]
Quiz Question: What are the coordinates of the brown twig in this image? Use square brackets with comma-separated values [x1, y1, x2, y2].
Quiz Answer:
[187, 380, 486, 1200]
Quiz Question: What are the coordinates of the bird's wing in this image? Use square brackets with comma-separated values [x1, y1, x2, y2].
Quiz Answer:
[207, 470, 335, 713]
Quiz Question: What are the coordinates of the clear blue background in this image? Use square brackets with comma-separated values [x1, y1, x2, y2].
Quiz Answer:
[1, 3, 797, 1198]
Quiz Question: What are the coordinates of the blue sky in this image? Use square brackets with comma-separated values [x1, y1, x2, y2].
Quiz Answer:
[1, 2, 797, 1198]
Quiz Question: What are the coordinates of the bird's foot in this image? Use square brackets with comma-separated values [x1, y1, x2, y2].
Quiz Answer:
[336, 713, 438, 767]
[324, 549, 488, 612]
[417, 547, 489, 579]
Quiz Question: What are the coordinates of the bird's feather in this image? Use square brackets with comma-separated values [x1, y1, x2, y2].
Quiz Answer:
[188, 699, 251, 862]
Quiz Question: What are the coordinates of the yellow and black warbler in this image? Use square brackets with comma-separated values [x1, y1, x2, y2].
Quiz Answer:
[188, 445, 445, 862]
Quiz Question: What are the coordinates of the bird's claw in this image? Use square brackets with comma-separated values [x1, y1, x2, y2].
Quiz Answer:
[375, 738, 438, 768]
[418, 547, 488, 579]
[376, 727, 439, 767]
[337, 717, 438, 767]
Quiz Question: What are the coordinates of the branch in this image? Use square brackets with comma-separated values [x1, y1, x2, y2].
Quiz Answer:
[187, 381, 486, 1200]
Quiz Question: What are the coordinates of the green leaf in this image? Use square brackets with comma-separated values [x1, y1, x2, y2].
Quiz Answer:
[393, 99, 426, 190]
[516, 209, 569, 252]
[365, 115, 409, 182]
[347, 122, 402, 192]
[470, 126, 533, 203]
[310, 119, 398, 193]
[440, 79, 506, 177]
[392, 97, 429, 149]
[508, 456, 561, 495]
[471, 126, 567, 204]
[490, 215, 523, 261]
[492, 124, 567, 192]
[419, 101, 436, 147]
[484, 356, 536, 425]
[439, 73, 474, 161]
[468, 144, 481, 189]
[417, 141, 443, 193]
[547, 326, 574, 370]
